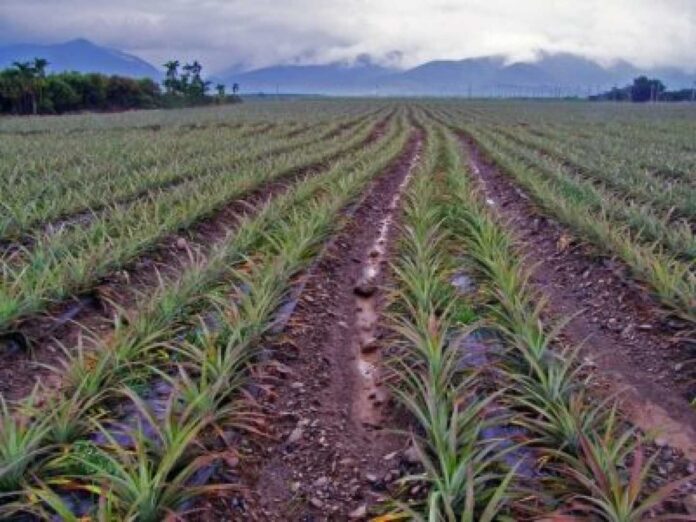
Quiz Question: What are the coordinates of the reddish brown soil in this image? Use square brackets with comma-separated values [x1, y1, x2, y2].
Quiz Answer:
[203, 129, 423, 521]
[0, 117, 392, 403]
[461, 136, 696, 461]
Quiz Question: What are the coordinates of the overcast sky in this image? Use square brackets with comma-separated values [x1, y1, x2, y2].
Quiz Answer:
[1, 0, 694, 73]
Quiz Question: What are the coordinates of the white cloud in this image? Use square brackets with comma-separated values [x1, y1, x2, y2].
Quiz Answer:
[1, 0, 694, 72]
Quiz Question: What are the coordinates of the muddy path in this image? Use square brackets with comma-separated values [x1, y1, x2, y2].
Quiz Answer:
[460, 135, 696, 461]
[210, 127, 423, 521]
[0, 117, 393, 403]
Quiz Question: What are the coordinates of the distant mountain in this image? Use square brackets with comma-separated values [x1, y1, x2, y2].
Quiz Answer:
[0, 38, 159, 78]
[223, 52, 695, 96]
[2, 39, 693, 96]
[218, 60, 394, 95]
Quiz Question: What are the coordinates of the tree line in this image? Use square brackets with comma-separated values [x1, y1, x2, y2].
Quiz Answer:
[590, 76, 696, 102]
[0, 58, 241, 115]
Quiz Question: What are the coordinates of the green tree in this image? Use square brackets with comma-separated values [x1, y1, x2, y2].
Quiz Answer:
[11, 61, 38, 114]
[182, 61, 205, 98]
[45, 76, 80, 113]
[631, 76, 665, 102]
[83, 73, 108, 109]
[163, 60, 180, 94]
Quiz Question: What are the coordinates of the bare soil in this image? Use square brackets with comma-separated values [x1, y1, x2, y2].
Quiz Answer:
[201, 128, 424, 521]
[0, 117, 392, 403]
[461, 136, 696, 462]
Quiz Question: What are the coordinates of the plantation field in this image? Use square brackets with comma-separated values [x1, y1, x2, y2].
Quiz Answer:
[0, 100, 694, 520]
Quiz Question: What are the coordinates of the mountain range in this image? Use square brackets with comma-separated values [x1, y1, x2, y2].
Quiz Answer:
[223, 53, 695, 96]
[0, 38, 160, 79]
[1, 39, 694, 96]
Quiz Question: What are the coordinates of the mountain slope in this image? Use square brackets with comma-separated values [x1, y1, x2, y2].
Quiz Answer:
[224, 53, 695, 96]
[0, 39, 159, 78]
[222, 61, 394, 95]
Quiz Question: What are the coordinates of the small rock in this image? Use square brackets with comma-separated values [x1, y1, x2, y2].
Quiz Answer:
[685, 493, 696, 516]
[403, 445, 420, 464]
[654, 437, 667, 447]
[309, 497, 323, 509]
[382, 451, 398, 461]
[348, 504, 367, 519]
[314, 476, 329, 488]
[287, 427, 303, 444]
[638, 323, 653, 330]
[290, 481, 301, 493]
[674, 363, 683, 371]
[175, 237, 188, 250]
[224, 455, 240, 468]
[365, 473, 378, 483]
[556, 233, 573, 252]
[354, 283, 377, 298]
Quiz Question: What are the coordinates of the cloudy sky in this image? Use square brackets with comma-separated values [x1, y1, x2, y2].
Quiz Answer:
[1, 0, 694, 72]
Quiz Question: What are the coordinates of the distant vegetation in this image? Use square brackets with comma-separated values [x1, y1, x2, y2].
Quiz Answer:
[0, 58, 240, 115]
[590, 75, 695, 102]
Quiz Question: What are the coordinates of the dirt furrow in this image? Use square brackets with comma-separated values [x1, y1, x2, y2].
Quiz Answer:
[0, 118, 393, 402]
[218, 128, 423, 521]
[461, 135, 696, 461]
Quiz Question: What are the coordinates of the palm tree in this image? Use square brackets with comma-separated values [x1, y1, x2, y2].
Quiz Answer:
[32, 58, 49, 111]
[163, 60, 180, 94]
[12, 61, 37, 114]
[32, 58, 48, 77]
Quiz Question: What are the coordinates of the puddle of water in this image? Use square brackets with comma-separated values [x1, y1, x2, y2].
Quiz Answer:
[353, 150, 420, 427]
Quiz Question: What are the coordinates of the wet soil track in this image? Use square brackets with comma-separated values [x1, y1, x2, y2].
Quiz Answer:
[199, 127, 424, 521]
[0, 115, 393, 402]
[460, 134, 696, 461]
